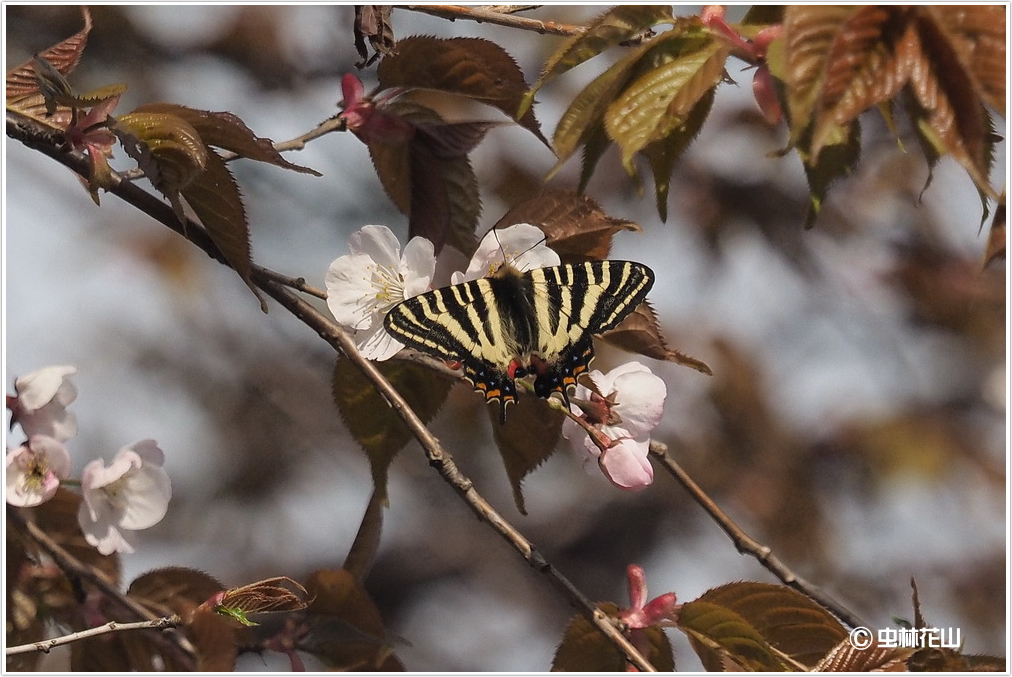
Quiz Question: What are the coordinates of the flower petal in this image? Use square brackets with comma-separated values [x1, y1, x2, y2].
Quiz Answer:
[14, 365, 77, 411]
[599, 437, 654, 490]
[349, 224, 402, 266]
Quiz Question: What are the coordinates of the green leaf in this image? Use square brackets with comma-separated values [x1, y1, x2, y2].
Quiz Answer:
[331, 356, 453, 504]
[640, 85, 716, 221]
[550, 35, 664, 170]
[521, 5, 677, 118]
[801, 119, 861, 228]
[605, 35, 727, 175]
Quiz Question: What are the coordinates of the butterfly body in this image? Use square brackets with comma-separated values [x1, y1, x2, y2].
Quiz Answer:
[384, 260, 654, 422]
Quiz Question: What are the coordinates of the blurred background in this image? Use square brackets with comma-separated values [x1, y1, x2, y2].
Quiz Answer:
[5, 5, 1006, 670]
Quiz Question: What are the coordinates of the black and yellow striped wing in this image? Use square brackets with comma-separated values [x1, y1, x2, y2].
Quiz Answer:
[383, 260, 654, 422]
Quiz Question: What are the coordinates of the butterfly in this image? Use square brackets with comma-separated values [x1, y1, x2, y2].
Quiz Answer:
[383, 259, 654, 422]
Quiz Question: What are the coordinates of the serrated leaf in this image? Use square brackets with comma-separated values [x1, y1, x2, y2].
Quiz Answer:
[605, 35, 727, 175]
[577, 123, 612, 194]
[807, 6, 913, 158]
[492, 189, 639, 262]
[377, 35, 548, 145]
[814, 637, 914, 671]
[127, 566, 226, 619]
[134, 103, 320, 176]
[521, 5, 677, 118]
[489, 392, 564, 515]
[216, 576, 309, 617]
[551, 33, 674, 170]
[927, 5, 1005, 115]
[641, 84, 716, 221]
[552, 602, 674, 671]
[687, 581, 849, 669]
[782, 6, 862, 136]
[677, 599, 785, 671]
[332, 356, 453, 504]
[600, 303, 712, 375]
[180, 149, 264, 309]
[363, 102, 482, 256]
[6, 6, 92, 101]
[802, 119, 861, 228]
[114, 111, 209, 205]
[906, 8, 1000, 199]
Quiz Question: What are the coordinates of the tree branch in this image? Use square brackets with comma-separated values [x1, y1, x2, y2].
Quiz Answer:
[400, 5, 585, 36]
[7, 111, 656, 672]
[648, 442, 866, 630]
[5, 616, 181, 656]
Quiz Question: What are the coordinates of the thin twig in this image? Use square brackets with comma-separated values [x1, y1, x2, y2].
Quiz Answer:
[401, 5, 585, 36]
[5, 616, 182, 656]
[648, 443, 866, 630]
[7, 111, 656, 672]
[6, 506, 197, 667]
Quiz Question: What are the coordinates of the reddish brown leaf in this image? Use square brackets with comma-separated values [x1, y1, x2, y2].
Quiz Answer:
[189, 608, 240, 671]
[814, 638, 913, 671]
[354, 6, 395, 68]
[552, 602, 675, 672]
[134, 103, 320, 176]
[678, 599, 785, 671]
[179, 150, 263, 308]
[686, 581, 849, 669]
[303, 568, 401, 670]
[808, 6, 913, 156]
[926, 6, 1005, 115]
[489, 392, 564, 515]
[215, 576, 309, 615]
[127, 566, 226, 620]
[377, 36, 548, 145]
[907, 9, 998, 199]
[492, 189, 639, 262]
[600, 303, 712, 375]
[6, 6, 92, 100]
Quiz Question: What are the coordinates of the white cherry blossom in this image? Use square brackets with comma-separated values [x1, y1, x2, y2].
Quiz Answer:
[5, 436, 71, 507]
[451, 223, 560, 284]
[9, 365, 78, 441]
[325, 225, 436, 360]
[78, 440, 172, 555]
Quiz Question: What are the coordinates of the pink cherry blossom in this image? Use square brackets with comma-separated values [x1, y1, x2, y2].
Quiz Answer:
[325, 225, 436, 360]
[5, 436, 71, 507]
[78, 440, 172, 555]
[562, 362, 666, 490]
[8, 365, 78, 441]
[620, 564, 678, 630]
